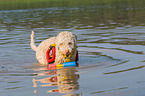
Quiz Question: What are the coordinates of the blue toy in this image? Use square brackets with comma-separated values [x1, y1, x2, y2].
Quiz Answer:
[63, 61, 76, 67]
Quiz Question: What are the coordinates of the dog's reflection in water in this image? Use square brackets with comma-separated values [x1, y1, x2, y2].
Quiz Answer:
[32, 67, 79, 95]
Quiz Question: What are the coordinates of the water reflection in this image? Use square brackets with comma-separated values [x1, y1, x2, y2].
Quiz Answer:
[32, 67, 79, 95]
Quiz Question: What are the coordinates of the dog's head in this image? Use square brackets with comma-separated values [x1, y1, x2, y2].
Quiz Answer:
[56, 31, 77, 57]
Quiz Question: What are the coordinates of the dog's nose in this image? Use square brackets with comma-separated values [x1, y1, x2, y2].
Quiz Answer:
[65, 50, 70, 57]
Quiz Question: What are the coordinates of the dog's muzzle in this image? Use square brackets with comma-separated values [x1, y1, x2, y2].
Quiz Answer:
[60, 46, 76, 62]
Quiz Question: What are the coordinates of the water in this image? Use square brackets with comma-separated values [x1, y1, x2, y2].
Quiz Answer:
[1, 0, 145, 96]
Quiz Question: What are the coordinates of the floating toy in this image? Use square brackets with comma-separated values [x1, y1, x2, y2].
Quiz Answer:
[57, 61, 76, 67]
[46, 44, 78, 63]
[46, 42, 79, 69]
[48, 61, 77, 69]
[46, 44, 56, 63]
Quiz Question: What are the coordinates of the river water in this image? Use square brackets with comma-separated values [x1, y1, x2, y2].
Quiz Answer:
[1, 0, 145, 96]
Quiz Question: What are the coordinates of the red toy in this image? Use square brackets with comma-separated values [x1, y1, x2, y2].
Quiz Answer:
[46, 45, 56, 63]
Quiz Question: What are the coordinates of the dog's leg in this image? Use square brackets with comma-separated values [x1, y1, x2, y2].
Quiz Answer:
[30, 31, 37, 51]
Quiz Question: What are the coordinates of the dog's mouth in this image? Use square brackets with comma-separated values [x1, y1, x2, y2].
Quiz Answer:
[62, 52, 72, 62]
[66, 53, 71, 57]
[60, 47, 76, 62]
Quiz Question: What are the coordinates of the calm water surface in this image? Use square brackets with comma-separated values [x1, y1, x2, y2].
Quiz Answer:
[1, 0, 145, 96]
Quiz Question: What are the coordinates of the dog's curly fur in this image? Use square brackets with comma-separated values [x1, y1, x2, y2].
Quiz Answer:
[30, 31, 77, 65]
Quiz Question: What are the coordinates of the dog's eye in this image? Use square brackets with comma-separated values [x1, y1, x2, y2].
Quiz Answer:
[59, 43, 63, 46]
[68, 42, 72, 45]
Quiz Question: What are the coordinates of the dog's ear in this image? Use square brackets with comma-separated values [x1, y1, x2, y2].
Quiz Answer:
[72, 33, 78, 47]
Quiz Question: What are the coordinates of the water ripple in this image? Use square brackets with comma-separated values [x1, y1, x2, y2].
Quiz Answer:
[104, 65, 145, 74]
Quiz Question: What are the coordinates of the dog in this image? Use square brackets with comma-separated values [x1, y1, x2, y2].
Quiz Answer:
[30, 31, 78, 65]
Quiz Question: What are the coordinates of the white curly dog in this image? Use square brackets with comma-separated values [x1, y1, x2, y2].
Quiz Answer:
[30, 31, 78, 65]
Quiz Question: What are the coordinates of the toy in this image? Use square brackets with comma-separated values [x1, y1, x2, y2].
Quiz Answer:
[56, 61, 76, 67]
[46, 44, 79, 64]
[48, 61, 77, 69]
[46, 43, 79, 69]
[46, 44, 56, 63]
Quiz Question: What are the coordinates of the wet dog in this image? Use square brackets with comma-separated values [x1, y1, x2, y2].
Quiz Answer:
[30, 31, 77, 65]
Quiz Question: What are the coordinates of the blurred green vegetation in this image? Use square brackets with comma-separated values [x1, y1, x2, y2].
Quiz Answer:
[0, 0, 100, 10]
[0, 0, 145, 10]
